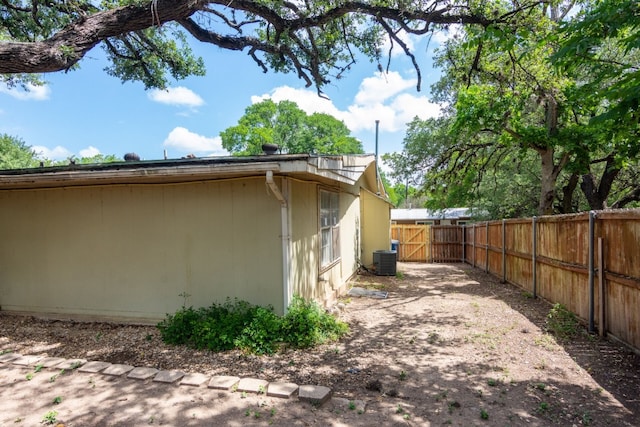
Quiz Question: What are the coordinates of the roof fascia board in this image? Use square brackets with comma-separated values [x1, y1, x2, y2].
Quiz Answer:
[0, 162, 282, 189]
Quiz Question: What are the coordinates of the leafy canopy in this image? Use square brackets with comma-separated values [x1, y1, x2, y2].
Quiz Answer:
[220, 99, 363, 155]
[1, 1, 512, 93]
[0, 134, 40, 169]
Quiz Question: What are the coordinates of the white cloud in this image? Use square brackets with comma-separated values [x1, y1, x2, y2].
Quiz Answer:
[79, 146, 101, 158]
[431, 24, 464, 45]
[148, 87, 204, 107]
[163, 127, 227, 155]
[391, 93, 441, 123]
[354, 71, 416, 105]
[253, 71, 442, 140]
[32, 145, 72, 161]
[0, 83, 51, 101]
[381, 31, 417, 57]
[251, 87, 342, 117]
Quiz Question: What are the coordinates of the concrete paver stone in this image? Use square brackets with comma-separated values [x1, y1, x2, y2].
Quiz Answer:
[38, 357, 67, 368]
[154, 370, 185, 384]
[102, 364, 135, 376]
[12, 355, 43, 366]
[78, 361, 112, 373]
[56, 359, 87, 370]
[208, 375, 240, 390]
[180, 373, 209, 387]
[127, 367, 159, 380]
[267, 382, 299, 399]
[298, 385, 332, 406]
[0, 353, 21, 363]
[237, 377, 269, 394]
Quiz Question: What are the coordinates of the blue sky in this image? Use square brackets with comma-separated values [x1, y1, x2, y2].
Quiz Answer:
[0, 30, 449, 164]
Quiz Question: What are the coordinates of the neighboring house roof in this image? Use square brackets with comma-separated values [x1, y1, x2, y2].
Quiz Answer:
[391, 208, 473, 221]
[0, 154, 383, 192]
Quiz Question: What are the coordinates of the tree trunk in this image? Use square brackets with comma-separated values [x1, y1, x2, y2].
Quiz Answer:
[560, 173, 579, 213]
[538, 148, 558, 215]
[580, 156, 620, 210]
[0, 1, 203, 74]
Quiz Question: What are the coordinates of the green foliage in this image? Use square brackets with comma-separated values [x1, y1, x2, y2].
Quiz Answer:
[280, 296, 348, 348]
[103, 26, 206, 90]
[545, 303, 579, 340]
[157, 295, 348, 355]
[41, 410, 58, 425]
[234, 306, 282, 355]
[0, 134, 40, 169]
[384, 0, 640, 216]
[220, 99, 363, 156]
[553, 0, 640, 128]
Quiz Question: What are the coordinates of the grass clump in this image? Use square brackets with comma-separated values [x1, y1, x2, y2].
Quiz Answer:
[157, 295, 348, 355]
[545, 303, 579, 340]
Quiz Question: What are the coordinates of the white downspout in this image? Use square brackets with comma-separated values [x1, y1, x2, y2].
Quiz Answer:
[266, 171, 291, 314]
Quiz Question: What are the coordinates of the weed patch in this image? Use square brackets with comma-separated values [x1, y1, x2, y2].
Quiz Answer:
[545, 303, 579, 340]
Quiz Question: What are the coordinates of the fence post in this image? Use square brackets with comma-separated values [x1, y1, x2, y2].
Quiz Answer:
[485, 222, 489, 273]
[472, 223, 476, 268]
[532, 216, 537, 299]
[462, 225, 466, 263]
[588, 211, 596, 333]
[429, 225, 435, 262]
[502, 219, 506, 283]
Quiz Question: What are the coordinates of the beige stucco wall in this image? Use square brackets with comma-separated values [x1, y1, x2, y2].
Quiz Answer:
[288, 179, 319, 302]
[0, 177, 284, 321]
[288, 179, 364, 306]
[360, 189, 392, 267]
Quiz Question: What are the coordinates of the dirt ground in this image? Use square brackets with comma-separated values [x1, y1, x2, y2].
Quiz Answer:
[1, 262, 639, 426]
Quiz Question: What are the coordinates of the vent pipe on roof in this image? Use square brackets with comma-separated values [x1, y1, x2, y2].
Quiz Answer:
[262, 143, 279, 155]
[375, 120, 380, 195]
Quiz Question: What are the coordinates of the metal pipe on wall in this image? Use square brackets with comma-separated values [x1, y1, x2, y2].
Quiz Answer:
[588, 210, 596, 333]
[532, 216, 537, 298]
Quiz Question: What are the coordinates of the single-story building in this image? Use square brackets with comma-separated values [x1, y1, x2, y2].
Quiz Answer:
[391, 208, 473, 225]
[0, 154, 391, 322]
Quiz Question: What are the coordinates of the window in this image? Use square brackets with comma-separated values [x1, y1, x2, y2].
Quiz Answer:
[320, 190, 340, 267]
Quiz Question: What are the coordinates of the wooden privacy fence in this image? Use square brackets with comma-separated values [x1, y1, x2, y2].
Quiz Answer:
[462, 209, 640, 353]
[390, 225, 464, 262]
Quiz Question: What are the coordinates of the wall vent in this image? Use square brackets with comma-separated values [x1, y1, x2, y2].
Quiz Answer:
[373, 250, 397, 276]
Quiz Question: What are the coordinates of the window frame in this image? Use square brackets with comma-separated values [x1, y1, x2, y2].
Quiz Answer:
[319, 188, 340, 271]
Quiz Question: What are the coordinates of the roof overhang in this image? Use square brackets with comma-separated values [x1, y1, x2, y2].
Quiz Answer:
[0, 154, 376, 190]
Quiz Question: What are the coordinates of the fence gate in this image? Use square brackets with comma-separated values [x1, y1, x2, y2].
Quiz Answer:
[430, 225, 464, 263]
[391, 225, 431, 262]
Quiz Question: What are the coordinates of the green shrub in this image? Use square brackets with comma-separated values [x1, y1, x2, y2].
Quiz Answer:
[281, 296, 349, 348]
[156, 305, 202, 345]
[157, 295, 348, 354]
[235, 306, 282, 355]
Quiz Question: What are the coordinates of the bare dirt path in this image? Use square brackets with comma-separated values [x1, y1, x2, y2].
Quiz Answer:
[1, 263, 638, 426]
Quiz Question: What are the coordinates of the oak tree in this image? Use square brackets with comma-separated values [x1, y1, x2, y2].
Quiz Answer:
[2, 0, 512, 93]
[220, 99, 362, 155]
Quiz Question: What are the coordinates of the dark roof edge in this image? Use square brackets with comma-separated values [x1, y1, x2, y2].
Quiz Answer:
[0, 153, 319, 176]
